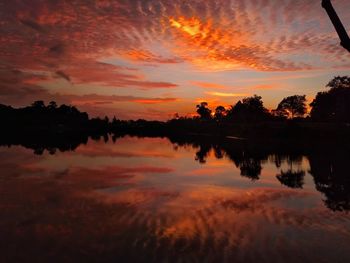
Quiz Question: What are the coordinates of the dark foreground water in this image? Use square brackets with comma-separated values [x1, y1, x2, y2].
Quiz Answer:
[1, 136, 350, 263]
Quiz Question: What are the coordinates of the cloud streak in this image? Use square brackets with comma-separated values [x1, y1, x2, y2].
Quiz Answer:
[205, 91, 250, 97]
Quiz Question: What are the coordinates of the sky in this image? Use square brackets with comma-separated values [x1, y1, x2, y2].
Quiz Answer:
[0, 0, 349, 120]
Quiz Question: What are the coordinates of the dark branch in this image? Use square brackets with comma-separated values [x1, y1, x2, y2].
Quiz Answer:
[322, 0, 350, 53]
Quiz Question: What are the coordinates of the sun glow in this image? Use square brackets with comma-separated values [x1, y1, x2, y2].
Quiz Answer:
[170, 17, 210, 38]
[169, 16, 246, 71]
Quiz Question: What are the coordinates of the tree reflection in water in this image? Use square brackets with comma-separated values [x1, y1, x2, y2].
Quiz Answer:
[191, 137, 350, 212]
[276, 155, 305, 189]
[1, 134, 350, 212]
[309, 151, 350, 212]
[277, 170, 305, 189]
[1, 135, 350, 263]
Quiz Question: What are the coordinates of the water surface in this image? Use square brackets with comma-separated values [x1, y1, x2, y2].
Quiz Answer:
[1, 136, 350, 263]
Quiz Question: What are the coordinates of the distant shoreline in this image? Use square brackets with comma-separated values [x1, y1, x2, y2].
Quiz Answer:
[1, 100, 350, 144]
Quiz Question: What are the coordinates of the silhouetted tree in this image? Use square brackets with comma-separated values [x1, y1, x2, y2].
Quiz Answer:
[32, 100, 45, 109]
[214, 106, 226, 120]
[227, 95, 269, 121]
[112, 116, 118, 125]
[0, 101, 96, 136]
[48, 101, 58, 110]
[196, 102, 212, 120]
[327, 76, 350, 89]
[275, 95, 307, 119]
[58, 104, 71, 115]
[242, 95, 265, 111]
[271, 109, 286, 119]
[310, 76, 350, 122]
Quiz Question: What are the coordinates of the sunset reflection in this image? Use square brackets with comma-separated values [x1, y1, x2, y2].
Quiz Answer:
[1, 137, 350, 262]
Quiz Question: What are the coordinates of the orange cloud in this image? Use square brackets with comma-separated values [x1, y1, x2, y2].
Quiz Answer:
[64, 61, 178, 89]
[168, 15, 317, 71]
[205, 91, 249, 98]
[191, 81, 228, 90]
[169, 16, 246, 70]
[252, 84, 279, 90]
[125, 50, 182, 64]
[68, 94, 179, 106]
[170, 17, 210, 38]
[132, 98, 179, 104]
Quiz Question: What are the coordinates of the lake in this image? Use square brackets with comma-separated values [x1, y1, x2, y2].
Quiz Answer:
[1, 135, 350, 262]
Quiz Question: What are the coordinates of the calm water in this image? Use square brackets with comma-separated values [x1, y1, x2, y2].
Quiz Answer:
[1, 136, 350, 263]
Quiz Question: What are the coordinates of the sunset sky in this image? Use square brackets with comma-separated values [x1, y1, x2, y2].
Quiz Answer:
[0, 0, 349, 120]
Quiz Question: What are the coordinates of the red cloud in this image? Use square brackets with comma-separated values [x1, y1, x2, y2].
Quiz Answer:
[1, 0, 349, 77]
[0, 0, 350, 120]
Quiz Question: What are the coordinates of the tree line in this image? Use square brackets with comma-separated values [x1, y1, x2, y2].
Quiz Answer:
[0, 100, 110, 134]
[192, 76, 350, 123]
